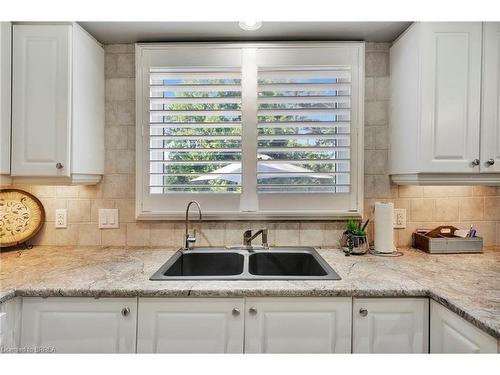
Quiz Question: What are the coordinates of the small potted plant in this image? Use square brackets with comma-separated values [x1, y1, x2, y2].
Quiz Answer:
[342, 220, 369, 256]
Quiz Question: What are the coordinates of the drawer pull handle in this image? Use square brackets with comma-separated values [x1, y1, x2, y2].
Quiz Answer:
[56, 163, 64, 170]
[359, 308, 368, 317]
[249, 307, 258, 315]
[232, 308, 240, 316]
[486, 158, 495, 166]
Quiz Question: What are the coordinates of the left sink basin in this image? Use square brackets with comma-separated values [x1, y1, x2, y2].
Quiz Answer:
[150, 250, 244, 279]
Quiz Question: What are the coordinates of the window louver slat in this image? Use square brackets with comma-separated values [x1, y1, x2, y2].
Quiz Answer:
[149, 68, 242, 194]
[257, 68, 351, 194]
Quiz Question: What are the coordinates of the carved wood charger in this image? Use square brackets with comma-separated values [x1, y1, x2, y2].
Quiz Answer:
[0, 189, 45, 248]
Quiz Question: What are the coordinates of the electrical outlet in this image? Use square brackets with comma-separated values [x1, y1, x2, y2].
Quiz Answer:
[55, 209, 67, 228]
[98, 209, 119, 229]
[393, 208, 407, 229]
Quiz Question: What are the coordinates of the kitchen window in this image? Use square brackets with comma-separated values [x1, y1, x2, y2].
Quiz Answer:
[136, 43, 364, 219]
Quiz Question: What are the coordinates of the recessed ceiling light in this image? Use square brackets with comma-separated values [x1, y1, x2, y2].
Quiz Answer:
[238, 21, 262, 31]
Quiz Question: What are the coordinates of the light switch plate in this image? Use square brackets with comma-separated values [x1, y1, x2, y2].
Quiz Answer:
[98, 209, 119, 229]
[393, 208, 407, 229]
[55, 209, 67, 228]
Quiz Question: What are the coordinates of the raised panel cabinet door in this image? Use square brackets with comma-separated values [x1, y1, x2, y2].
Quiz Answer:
[244, 297, 352, 353]
[137, 298, 244, 353]
[11, 25, 71, 176]
[352, 298, 429, 353]
[481, 22, 500, 173]
[20, 297, 137, 353]
[0, 22, 11, 175]
[419, 22, 482, 173]
[430, 300, 497, 353]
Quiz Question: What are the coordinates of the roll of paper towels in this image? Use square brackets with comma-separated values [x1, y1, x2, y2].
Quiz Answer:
[374, 202, 395, 253]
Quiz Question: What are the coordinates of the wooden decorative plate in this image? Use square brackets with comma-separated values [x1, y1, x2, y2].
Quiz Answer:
[0, 189, 45, 248]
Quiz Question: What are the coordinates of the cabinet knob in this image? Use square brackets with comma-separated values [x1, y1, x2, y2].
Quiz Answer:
[471, 159, 480, 166]
[486, 158, 495, 166]
[232, 308, 240, 316]
[121, 307, 131, 317]
[359, 308, 368, 317]
[249, 307, 258, 315]
[56, 163, 64, 170]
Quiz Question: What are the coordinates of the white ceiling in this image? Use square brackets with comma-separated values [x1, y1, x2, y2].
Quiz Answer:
[78, 22, 412, 44]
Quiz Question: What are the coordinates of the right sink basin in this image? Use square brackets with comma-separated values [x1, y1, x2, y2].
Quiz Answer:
[249, 252, 329, 277]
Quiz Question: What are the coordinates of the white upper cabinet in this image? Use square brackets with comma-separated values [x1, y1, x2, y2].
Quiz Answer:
[352, 298, 429, 353]
[390, 22, 500, 185]
[244, 297, 352, 353]
[430, 300, 497, 353]
[0, 22, 11, 181]
[10, 23, 104, 185]
[137, 298, 245, 353]
[481, 22, 500, 173]
[21, 297, 137, 353]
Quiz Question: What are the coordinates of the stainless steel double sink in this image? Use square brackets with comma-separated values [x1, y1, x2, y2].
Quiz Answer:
[150, 247, 341, 280]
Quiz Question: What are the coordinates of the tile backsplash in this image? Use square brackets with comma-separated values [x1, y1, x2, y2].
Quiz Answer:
[3, 43, 499, 248]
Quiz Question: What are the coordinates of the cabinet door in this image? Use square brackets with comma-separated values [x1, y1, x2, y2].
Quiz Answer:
[244, 297, 352, 353]
[137, 298, 244, 353]
[419, 22, 482, 173]
[0, 22, 11, 175]
[430, 300, 497, 353]
[481, 22, 500, 173]
[11, 25, 71, 177]
[21, 297, 137, 353]
[0, 297, 22, 350]
[353, 298, 429, 353]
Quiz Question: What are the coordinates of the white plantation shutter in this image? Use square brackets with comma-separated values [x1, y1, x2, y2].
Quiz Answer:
[257, 67, 352, 193]
[137, 44, 363, 218]
[148, 68, 242, 193]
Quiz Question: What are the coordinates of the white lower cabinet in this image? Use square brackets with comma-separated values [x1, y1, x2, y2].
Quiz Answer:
[0, 297, 22, 350]
[430, 300, 497, 353]
[244, 297, 352, 353]
[20, 297, 137, 353]
[137, 298, 245, 353]
[353, 298, 429, 353]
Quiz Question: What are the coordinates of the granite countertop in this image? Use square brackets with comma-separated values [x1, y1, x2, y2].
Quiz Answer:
[1, 246, 499, 339]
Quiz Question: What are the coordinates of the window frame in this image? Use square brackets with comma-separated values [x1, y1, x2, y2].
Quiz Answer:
[135, 42, 365, 220]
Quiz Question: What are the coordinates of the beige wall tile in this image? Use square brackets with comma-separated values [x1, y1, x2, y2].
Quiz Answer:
[31, 222, 56, 246]
[364, 150, 387, 174]
[423, 186, 472, 197]
[365, 52, 389, 77]
[398, 185, 423, 198]
[126, 222, 150, 246]
[274, 223, 300, 246]
[55, 225, 79, 246]
[192, 222, 225, 247]
[484, 197, 500, 220]
[299, 223, 325, 247]
[105, 78, 134, 101]
[31, 186, 56, 198]
[364, 175, 397, 199]
[410, 199, 435, 222]
[459, 198, 484, 221]
[56, 186, 80, 198]
[105, 126, 128, 150]
[365, 101, 388, 126]
[115, 199, 136, 223]
[38, 198, 67, 222]
[472, 186, 498, 196]
[78, 184, 103, 199]
[102, 227, 127, 247]
[434, 199, 459, 222]
[78, 224, 102, 246]
[103, 174, 134, 198]
[150, 222, 182, 247]
[67, 199, 91, 223]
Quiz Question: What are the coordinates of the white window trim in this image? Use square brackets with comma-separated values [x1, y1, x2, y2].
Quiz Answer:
[135, 42, 364, 220]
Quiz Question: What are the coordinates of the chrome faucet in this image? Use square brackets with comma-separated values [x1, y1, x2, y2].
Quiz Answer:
[243, 228, 269, 249]
[184, 201, 202, 249]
